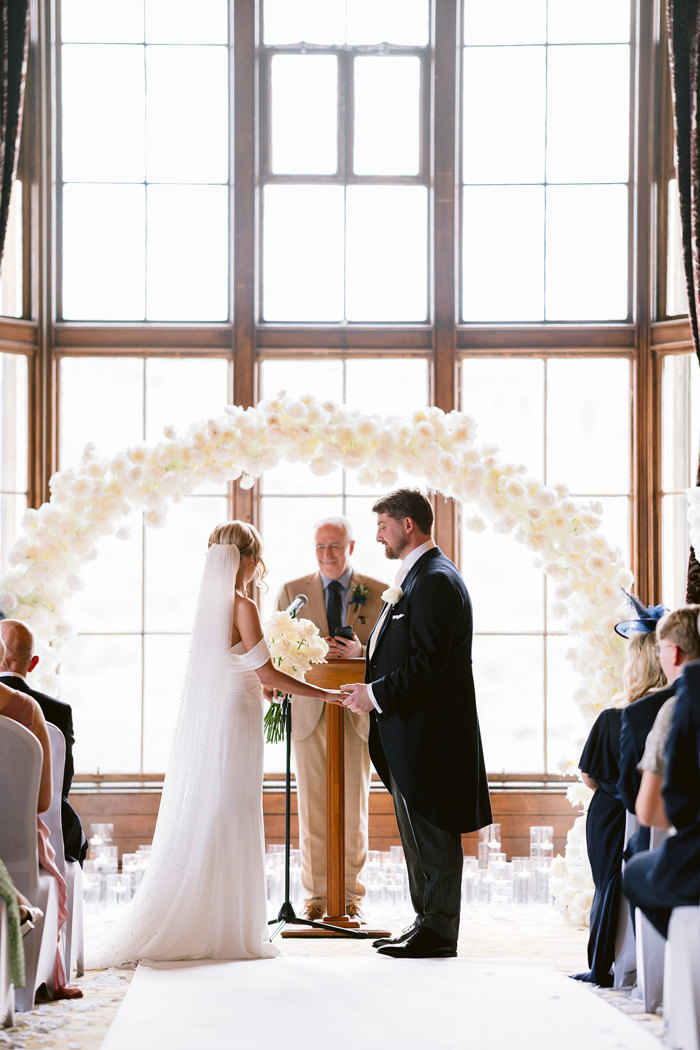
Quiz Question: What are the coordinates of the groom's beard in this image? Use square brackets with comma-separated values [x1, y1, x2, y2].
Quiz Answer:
[382, 538, 408, 561]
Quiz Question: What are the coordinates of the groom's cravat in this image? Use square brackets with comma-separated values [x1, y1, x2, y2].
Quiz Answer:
[326, 579, 343, 636]
[368, 564, 407, 660]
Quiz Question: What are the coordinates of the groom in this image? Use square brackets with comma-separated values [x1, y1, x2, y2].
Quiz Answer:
[340, 489, 492, 958]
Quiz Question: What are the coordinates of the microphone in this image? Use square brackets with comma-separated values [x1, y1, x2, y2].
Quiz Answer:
[286, 594, 308, 619]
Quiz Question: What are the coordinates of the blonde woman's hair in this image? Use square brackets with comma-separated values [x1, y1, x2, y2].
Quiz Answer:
[207, 521, 267, 589]
[619, 631, 666, 705]
[656, 604, 700, 660]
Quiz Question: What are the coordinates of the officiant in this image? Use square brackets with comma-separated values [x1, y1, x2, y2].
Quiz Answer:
[275, 516, 387, 922]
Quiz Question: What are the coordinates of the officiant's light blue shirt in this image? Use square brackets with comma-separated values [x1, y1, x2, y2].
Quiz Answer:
[320, 566, 353, 627]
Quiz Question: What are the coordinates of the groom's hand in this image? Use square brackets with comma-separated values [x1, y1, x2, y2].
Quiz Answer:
[340, 683, 374, 714]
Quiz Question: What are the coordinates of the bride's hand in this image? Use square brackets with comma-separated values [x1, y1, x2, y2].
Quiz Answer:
[263, 686, 276, 704]
[323, 690, 345, 705]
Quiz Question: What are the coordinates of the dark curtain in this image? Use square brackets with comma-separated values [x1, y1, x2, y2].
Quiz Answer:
[0, 0, 29, 266]
[666, 1, 700, 600]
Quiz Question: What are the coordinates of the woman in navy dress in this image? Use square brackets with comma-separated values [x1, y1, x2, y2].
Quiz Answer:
[574, 597, 666, 986]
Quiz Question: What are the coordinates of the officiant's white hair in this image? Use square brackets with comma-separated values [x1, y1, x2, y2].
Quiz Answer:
[314, 515, 354, 541]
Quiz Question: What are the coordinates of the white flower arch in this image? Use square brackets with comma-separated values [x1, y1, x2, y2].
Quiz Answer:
[0, 392, 636, 923]
[0, 393, 632, 725]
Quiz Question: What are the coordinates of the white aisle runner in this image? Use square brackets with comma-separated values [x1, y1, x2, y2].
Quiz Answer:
[101, 956, 661, 1050]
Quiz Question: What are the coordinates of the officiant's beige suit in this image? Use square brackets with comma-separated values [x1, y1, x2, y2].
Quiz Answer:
[276, 569, 386, 911]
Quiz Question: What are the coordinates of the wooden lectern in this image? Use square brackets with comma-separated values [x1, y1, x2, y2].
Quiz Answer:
[282, 657, 390, 938]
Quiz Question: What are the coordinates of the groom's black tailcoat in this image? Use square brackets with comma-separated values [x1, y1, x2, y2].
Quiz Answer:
[2, 674, 88, 864]
[366, 547, 492, 834]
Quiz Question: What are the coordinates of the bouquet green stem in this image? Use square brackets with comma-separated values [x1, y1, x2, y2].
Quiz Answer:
[264, 694, 290, 744]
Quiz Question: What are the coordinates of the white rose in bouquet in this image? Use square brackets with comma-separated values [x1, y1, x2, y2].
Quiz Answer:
[263, 611, 329, 743]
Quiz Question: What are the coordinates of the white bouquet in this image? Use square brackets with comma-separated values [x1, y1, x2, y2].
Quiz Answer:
[263, 610, 328, 743]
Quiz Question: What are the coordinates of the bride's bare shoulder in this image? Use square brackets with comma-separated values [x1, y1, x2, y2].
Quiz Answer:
[232, 594, 266, 651]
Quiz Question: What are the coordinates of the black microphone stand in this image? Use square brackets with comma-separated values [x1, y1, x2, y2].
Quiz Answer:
[268, 607, 367, 940]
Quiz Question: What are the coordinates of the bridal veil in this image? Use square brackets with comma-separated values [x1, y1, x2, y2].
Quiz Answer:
[88, 541, 277, 964]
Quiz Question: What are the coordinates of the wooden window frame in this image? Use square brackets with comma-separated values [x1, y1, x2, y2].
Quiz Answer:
[0, 0, 690, 781]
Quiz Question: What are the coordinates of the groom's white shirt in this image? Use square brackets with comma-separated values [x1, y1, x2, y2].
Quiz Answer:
[367, 539, 436, 713]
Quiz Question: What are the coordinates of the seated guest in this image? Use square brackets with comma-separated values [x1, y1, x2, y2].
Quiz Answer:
[0, 619, 87, 864]
[622, 656, 700, 937]
[618, 606, 700, 845]
[573, 601, 665, 987]
[635, 700, 676, 830]
[0, 641, 81, 1000]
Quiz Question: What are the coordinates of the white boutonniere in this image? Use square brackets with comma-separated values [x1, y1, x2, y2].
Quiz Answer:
[381, 585, 403, 605]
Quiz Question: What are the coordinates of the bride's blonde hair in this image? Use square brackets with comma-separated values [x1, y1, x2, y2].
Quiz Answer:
[208, 520, 267, 589]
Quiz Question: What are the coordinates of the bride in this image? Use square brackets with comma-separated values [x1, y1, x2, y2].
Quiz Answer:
[89, 521, 342, 965]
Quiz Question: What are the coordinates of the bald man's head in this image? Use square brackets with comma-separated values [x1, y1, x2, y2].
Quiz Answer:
[0, 619, 38, 676]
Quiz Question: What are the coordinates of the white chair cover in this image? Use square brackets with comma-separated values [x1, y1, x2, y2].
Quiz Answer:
[635, 907, 666, 1013]
[631, 826, 668, 1012]
[45, 725, 84, 978]
[613, 811, 639, 989]
[664, 906, 700, 1050]
[0, 715, 60, 1011]
[0, 899, 13, 1028]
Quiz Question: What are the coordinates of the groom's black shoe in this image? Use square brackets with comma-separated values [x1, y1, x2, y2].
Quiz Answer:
[376, 926, 457, 959]
[372, 919, 422, 949]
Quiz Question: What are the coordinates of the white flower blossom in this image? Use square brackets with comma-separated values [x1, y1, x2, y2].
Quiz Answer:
[381, 586, 403, 605]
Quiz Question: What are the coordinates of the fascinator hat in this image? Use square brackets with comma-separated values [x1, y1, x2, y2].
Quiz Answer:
[614, 591, 668, 638]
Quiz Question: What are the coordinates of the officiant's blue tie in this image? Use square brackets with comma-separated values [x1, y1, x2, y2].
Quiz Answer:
[327, 579, 343, 636]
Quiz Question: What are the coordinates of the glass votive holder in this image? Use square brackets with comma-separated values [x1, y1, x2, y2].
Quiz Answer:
[533, 859, 552, 906]
[121, 852, 146, 890]
[487, 858, 508, 881]
[490, 862, 514, 912]
[462, 858, 479, 907]
[82, 870, 103, 906]
[89, 823, 114, 847]
[478, 825, 502, 868]
[105, 872, 132, 907]
[512, 857, 533, 906]
[136, 844, 152, 856]
[390, 845, 405, 866]
[530, 826, 553, 862]
[93, 844, 119, 874]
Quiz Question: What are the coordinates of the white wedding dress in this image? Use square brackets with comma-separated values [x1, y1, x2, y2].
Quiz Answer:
[88, 545, 279, 965]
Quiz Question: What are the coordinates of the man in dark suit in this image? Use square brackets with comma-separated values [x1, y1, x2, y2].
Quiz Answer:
[622, 658, 700, 936]
[340, 489, 492, 958]
[0, 619, 88, 864]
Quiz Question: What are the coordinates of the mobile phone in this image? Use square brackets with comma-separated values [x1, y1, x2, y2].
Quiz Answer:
[333, 625, 354, 640]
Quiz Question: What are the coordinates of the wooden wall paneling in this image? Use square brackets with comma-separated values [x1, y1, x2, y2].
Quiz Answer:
[71, 785, 578, 863]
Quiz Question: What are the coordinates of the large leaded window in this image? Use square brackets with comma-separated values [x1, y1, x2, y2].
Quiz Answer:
[59, 0, 230, 322]
[0, 353, 28, 569]
[461, 0, 631, 323]
[0, 0, 688, 777]
[260, 0, 430, 323]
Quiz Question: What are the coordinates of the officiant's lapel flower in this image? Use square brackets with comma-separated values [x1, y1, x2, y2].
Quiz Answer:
[381, 585, 403, 606]
[350, 582, 369, 612]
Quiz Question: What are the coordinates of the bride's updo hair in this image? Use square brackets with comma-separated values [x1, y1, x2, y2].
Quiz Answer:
[208, 520, 267, 588]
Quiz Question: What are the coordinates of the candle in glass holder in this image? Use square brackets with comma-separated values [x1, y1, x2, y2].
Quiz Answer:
[530, 825, 553, 863]
[512, 857, 533, 906]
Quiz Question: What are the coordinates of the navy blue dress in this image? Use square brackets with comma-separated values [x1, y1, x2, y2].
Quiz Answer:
[575, 707, 626, 986]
